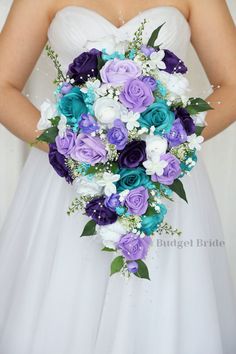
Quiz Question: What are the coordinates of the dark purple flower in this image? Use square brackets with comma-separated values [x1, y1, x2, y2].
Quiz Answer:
[117, 233, 152, 261]
[118, 140, 147, 169]
[85, 196, 118, 225]
[162, 49, 188, 74]
[119, 78, 154, 113]
[55, 130, 76, 157]
[107, 119, 128, 150]
[140, 45, 155, 57]
[165, 118, 187, 147]
[78, 113, 99, 134]
[151, 153, 181, 185]
[49, 143, 73, 184]
[175, 107, 196, 135]
[104, 194, 121, 211]
[124, 186, 149, 216]
[67, 48, 101, 84]
[127, 261, 138, 273]
[139, 75, 157, 91]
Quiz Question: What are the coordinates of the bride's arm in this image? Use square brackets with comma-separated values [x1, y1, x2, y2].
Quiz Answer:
[0, 0, 55, 153]
[189, 0, 236, 140]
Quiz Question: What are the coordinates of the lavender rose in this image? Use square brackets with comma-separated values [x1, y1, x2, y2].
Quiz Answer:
[70, 133, 107, 165]
[67, 48, 101, 84]
[119, 78, 154, 113]
[140, 75, 157, 91]
[55, 130, 76, 157]
[49, 143, 73, 184]
[165, 118, 187, 147]
[175, 107, 195, 135]
[162, 49, 187, 74]
[78, 113, 99, 134]
[140, 45, 155, 57]
[118, 140, 147, 168]
[104, 194, 121, 211]
[107, 119, 128, 150]
[124, 186, 149, 216]
[152, 153, 181, 185]
[85, 196, 118, 225]
[117, 233, 152, 261]
[127, 261, 138, 273]
[100, 58, 142, 85]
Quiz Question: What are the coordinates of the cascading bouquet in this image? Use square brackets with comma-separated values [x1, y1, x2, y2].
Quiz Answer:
[36, 20, 212, 280]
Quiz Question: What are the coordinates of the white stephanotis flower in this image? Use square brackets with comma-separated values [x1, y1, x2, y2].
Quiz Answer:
[191, 111, 208, 127]
[80, 79, 101, 94]
[84, 34, 129, 55]
[147, 50, 166, 70]
[37, 99, 56, 130]
[187, 134, 204, 151]
[96, 221, 127, 249]
[119, 189, 130, 202]
[73, 176, 103, 196]
[121, 111, 140, 131]
[143, 155, 168, 176]
[58, 115, 67, 138]
[145, 135, 168, 159]
[96, 172, 120, 196]
[158, 71, 190, 100]
[94, 97, 123, 127]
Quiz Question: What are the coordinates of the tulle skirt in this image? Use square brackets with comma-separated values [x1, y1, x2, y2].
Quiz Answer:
[0, 147, 235, 354]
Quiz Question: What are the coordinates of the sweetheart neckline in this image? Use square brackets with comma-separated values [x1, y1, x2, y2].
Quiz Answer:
[48, 5, 191, 33]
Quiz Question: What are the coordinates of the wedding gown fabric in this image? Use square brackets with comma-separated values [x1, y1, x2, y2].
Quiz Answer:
[0, 6, 236, 354]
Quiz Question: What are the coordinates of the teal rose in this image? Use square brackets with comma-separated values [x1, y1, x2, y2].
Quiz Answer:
[141, 204, 167, 235]
[138, 100, 174, 135]
[59, 87, 88, 128]
[116, 167, 151, 192]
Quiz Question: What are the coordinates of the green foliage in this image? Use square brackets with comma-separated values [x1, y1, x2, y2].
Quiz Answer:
[186, 98, 213, 115]
[169, 179, 188, 203]
[195, 126, 205, 136]
[147, 23, 165, 47]
[46, 43, 66, 83]
[134, 260, 150, 280]
[110, 256, 124, 275]
[102, 247, 116, 252]
[80, 220, 97, 237]
[36, 126, 58, 144]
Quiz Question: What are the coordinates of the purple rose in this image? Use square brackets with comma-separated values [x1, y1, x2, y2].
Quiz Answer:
[100, 58, 142, 85]
[119, 78, 154, 113]
[125, 186, 149, 216]
[70, 133, 107, 166]
[117, 233, 152, 261]
[175, 107, 195, 135]
[85, 196, 118, 225]
[55, 130, 76, 157]
[78, 113, 99, 134]
[152, 153, 181, 185]
[127, 261, 138, 273]
[139, 75, 157, 91]
[67, 48, 101, 84]
[104, 194, 121, 211]
[118, 140, 147, 168]
[140, 45, 155, 57]
[107, 119, 128, 150]
[49, 143, 73, 184]
[61, 83, 73, 95]
[165, 118, 187, 147]
[162, 49, 188, 74]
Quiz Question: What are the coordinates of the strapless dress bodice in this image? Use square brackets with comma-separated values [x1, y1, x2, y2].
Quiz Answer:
[47, 6, 191, 72]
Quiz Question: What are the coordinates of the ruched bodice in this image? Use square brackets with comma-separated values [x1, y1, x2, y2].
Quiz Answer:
[47, 6, 191, 72]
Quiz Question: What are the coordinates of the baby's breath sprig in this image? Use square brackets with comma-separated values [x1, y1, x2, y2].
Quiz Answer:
[128, 19, 147, 52]
[67, 196, 92, 216]
[157, 222, 182, 236]
[46, 43, 66, 83]
[170, 143, 189, 161]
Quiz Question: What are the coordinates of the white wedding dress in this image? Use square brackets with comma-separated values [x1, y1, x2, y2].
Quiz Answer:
[0, 6, 235, 354]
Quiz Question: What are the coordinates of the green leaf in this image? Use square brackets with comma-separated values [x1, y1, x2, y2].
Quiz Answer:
[80, 220, 97, 237]
[145, 207, 156, 217]
[97, 56, 106, 72]
[110, 256, 124, 276]
[195, 126, 205, 136]
[49, 116, 61, 127]
[36, 126, 58, 144]
[169, 179, 188, 203]
[134, 260, 150, 280]
[186, 98, 213, 115]
[147, 23, 165, 47]
[102, 247, 116, 252]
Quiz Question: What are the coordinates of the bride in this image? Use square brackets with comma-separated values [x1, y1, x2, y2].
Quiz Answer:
[0, 0, 236, 353]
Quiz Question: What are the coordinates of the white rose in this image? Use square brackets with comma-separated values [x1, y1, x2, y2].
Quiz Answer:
[85, 35, 128, 55]
[145, 135, 168, 160]
[158, 71, 190, 99]
[191, 111, 207, 126]
[37, 99, 56, 130]
[96, 221, 127, 249]
[94, 97, 122, 127]
[73, 176, 103, 196]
